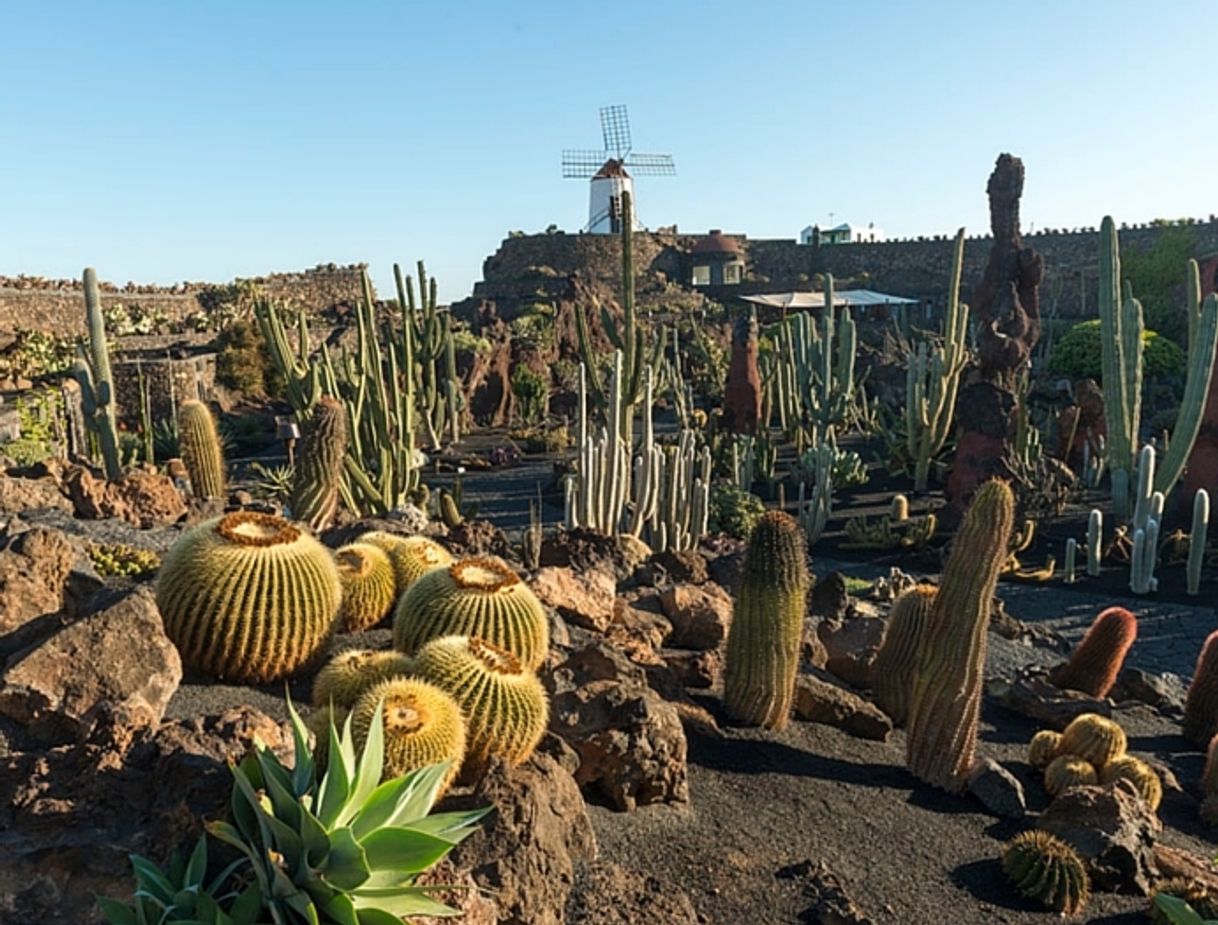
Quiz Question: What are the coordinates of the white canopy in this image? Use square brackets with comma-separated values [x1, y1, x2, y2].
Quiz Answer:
[741, 288, 918, 310]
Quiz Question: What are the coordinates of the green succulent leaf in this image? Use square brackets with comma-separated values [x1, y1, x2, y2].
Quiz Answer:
[350, 886, 463, 918]
[129, 855, 177, 905]
[286, 693, 317, 796]
[316, 714, 358, 827]
[359, 826, 455, 875]
[324, 826, 372, 892]
[97, 897, 138, 925]
[319, 892, 361, 925]
[337, 698, 385, 830]
[183, 836, 209, 888]
[401, 808, 493, 844]
[1154, 893, 1214, 925]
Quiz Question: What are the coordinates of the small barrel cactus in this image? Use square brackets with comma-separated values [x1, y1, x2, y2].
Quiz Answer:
[393, 557, 549, 671]
[1058, 713, 1127, 770]
[411, 635, 548, 775]
[155, 512, 342, 682]
[360, 531, 454, 592]
[1044, 754, 1099, 797]
[1184, 630, 1218, 747]
[1100, 755, 1162, 811]
[890, 493, 909, 522]
[311, 648, 414, 710]
[335, 543, 398, 632]
[1002, 829, 1090, 916]
[871, 584, 937, 726]
[350, 677, 467, 795]
[1028, 730, 1063, 771]
[1049, 606, 1138, 698]
[723, 511, 810, 731]
[290, 396, 348, 532]
[178, 399, 226, 500]
[907, 480, 1014, 793]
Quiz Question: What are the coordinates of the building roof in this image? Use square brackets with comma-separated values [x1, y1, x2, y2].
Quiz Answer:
[741, 289, 917, 309]
[691, 229, 744, 257]
[593, 158, 631, 179]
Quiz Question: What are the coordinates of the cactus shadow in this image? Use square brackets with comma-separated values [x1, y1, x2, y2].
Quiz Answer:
[951, 859, 1029, 910]
[688, 734, 912, 790]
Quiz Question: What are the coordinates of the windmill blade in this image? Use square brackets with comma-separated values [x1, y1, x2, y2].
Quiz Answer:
[562, 150, 609, 178]
[623, 152, 676, 176]
[600, 104, 631, 159]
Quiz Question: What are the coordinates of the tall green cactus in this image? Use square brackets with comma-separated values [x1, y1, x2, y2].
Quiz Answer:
[1152, 260, 1218, 500]
[178, 399, 226, 500]
[71, 267, 122, 479]
[906, 228, 969, 491]
[906, 479, 1014, 793]
[723, 511, 810, 730]
[291, 395, 349, 532]
[402, 262, 461, 448]
[1099, 217, 1144, 519]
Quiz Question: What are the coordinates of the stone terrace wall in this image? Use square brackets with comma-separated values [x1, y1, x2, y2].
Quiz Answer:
[467, 220, 1218, 321]
[0, 264, 369, 337]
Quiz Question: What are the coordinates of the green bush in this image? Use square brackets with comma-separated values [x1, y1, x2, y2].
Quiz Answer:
[709, 483, 767, 539]
[1047, 319, 1185, 381]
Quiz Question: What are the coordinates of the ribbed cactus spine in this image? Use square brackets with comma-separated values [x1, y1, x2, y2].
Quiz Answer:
[1153, 260, 1218, 500]
[1087, 509, 1103, 577]
[1098, 217, 1143, 519]
[1049, 606, 1137, 699]
[906, 479, 1014, 793]
[178, 400, 226, 500]
[291, 396, 348, 532]
[723, 512, 810, 731]
[871, 585, 936, 726]
[71, 267, 122, 479]
[1189, 489, 1209, 596]
[906, 227, 969, 491]
[1184, 630, 1218, 746]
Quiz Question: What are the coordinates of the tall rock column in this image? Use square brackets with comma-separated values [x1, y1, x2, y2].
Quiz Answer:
[945, 154, 1043, 516]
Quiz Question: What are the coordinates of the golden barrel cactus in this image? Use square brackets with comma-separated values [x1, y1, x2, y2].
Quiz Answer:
[311, 648, 413, 710]
[1100, 755, 1162, 811]
[335, 543, 398, 631]
[361, 531, 454, 593]
[411, 635, 548, 775]
[1027, 730, 1063, 771]
[1002, 830, 1090, 916]
[155, 512, 342, 682]
[1044, 755, 1098, 797]
[350, 678, 467, 795]
[393, 557, 548, 671]
[1058, 713, 1127, 770]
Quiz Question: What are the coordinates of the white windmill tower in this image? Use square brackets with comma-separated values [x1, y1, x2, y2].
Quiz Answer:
[562, 105, 676, 234]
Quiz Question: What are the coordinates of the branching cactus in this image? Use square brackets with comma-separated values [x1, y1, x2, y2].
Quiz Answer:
[723, 512, 810, 731]
[906, 227, 969, 491]
[1184, 630, 1218, 747]
[872, 584, 937, 725]
[1049, 606, 1137, 699]
[177, 399, 226, 500]
[71, 267, 122, 479]
[290, 396, 349, 532]
[906, 479, 1014, 793]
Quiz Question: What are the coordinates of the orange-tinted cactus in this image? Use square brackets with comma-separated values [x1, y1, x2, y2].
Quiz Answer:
[1184, 631, 1218, 747]
[1049, 606, 1137, 698]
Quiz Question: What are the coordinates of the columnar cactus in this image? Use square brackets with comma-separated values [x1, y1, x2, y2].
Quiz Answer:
[1048, 606, 1137, 698]
[178, 399, 226, 500]
[1044, 755, 1099, 796]
[1064, 538, 1077, 583]
[71, 267, 122, 479]
[1001, 830, 1091, 916]
[1189, 489, 1209, 596]
[1200, 734, 1218, 825]
[393, 557, 549, 670]
[360, 531, 454, 593]
[1183, 630, 1218, 746]
[723, 511, 810, 731]
[311, 648, 413, 710]
[155, 512, 343, 682]
[411, 635, 548, 775]
[1087, 509, 1103, 577]
[290, 396, 349, 532]
[1100, 756, 1162, 811]
[1028, 730, 1062, 771]
[906, 479, 1014, 793]
[890, 494, 909, 523]
[350, 677, 467, 794]
[871, 585, 937, 726]
[334, 543, 397, 632]
[1057, 713, 1127, 769]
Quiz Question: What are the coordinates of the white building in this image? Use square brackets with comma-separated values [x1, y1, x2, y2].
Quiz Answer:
[587, 160, 644, 235]
[800, 221, 886, 245]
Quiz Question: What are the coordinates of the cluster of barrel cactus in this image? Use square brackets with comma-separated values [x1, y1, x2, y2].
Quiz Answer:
[1026, 714, 1161, 810]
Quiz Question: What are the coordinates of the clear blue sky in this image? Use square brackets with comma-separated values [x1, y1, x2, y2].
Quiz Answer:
[2, 1, 1214, 303]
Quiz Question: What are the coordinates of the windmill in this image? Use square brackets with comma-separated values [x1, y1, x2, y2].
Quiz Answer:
[562, 104, 675, 234]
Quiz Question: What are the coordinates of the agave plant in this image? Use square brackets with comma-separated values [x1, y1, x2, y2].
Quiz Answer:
[1156, 894, 1218, 925]
[206, 698, 487, 924]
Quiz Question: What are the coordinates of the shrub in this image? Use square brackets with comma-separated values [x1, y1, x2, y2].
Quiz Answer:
[1048, 319, 1185, 381]
[709, 483, 767, 539]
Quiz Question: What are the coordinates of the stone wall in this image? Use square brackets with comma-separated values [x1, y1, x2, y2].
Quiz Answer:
[0, 264, 369, 337]
[464, 219, 1218, 321]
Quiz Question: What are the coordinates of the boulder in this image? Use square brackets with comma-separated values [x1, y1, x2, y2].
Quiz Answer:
[0, 526, 76, 635]
[792, 674, 891, 741]
[808, 571, 850, 620]
[614, 534, 653, 577]
[816, 609, 886, 689]
[609, 597, 672, 652]
[651, 549, 708, 585]
[967, 757, 1026, 819]
[0, 474, 71, 514]
[661, 647, 721, 689]
[447, 754, 597, 925]
[986, 670, 1112, 729]
[0, 588, 181, 744]
[443, 519, 514, 560]
[64, 466, 186, 528]
[1039, 781, 1161, 894]
[531, 566, 616, 632]
[1110, 668, 1187, 714]
[659, 582, 732, 650]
